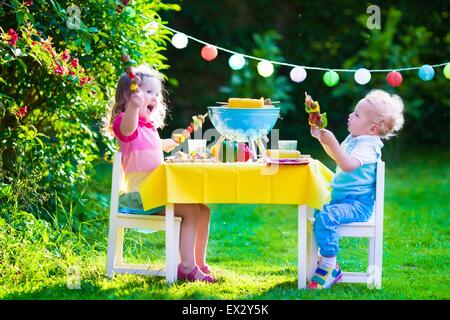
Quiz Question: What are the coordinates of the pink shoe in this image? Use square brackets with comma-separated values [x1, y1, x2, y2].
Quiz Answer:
[199, 264, 212, 274]
[177, 264, 216, 283]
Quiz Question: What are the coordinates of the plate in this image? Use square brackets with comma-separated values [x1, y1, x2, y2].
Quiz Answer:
[165, 157, 217, 163]
[266, 157, 311, 165]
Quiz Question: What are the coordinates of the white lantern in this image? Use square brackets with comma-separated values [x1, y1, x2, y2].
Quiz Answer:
[354, 68, 371, 85]
[257, 60, 274, 77]
[228, 54, 246, 70]
[290, 66, 307, 83]
[171, 33, 188, 49]
[143, 21, 159, 36]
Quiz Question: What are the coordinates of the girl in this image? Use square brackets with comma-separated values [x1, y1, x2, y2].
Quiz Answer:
[308, 89, 404, 289]
[105, 65, 215, 283]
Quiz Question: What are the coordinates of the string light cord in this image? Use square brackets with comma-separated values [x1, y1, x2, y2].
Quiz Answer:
[161, 24, 449, 73]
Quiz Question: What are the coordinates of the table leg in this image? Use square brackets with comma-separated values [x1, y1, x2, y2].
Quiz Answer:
[165, 203, 176, 284]
[298, 204, 307, 289]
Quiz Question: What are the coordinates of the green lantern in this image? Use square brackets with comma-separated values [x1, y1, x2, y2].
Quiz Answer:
[323, 70, 339, 87]
[444, 64, 450, 79]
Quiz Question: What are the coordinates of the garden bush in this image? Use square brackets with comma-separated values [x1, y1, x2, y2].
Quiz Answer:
[0, 0, 179, 225]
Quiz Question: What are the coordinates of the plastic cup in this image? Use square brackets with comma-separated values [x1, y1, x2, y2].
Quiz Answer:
[188, 139, 207, 154]
[278, 140, 297, 150]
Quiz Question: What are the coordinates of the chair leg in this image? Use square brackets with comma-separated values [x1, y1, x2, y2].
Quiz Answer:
[374, 236, 383, 289]
[368, 237, 375, 268]
[115, 227, 125, 266]
[307, 222, 318, 281]
[106, 222, 117, 279]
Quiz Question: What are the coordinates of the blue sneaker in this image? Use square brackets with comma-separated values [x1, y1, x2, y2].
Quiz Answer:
[308, 263, 342, 289]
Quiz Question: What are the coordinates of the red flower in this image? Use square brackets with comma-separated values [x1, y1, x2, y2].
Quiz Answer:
[71, 58, 79, 68]
[16, 106, 28, 117]
[24, 1, 33, 6]
[61, 49, 70, 62]
[116, 5, 123, 13]
[121, 0, 130, 6]
[41, 40, 55, 57]
[7, 28, 19, 47]
[80, 76, 88, 86]
[31, 41, 37, 46]
[68, 70, 76, 76]
[54, 64, 65, 75]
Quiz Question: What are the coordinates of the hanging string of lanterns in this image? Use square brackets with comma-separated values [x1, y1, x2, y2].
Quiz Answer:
[159, 23, 449, 88]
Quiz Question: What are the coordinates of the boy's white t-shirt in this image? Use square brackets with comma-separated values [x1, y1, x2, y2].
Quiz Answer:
[330, 134, 383, 199]
[347, 137, 380, 166]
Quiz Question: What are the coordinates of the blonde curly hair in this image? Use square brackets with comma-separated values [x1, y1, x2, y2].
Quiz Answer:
[103, 65, 168, 137]
[364, 89, 405, 139]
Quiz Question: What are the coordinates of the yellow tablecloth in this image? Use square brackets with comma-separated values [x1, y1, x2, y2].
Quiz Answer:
[139, 160, 333, 211]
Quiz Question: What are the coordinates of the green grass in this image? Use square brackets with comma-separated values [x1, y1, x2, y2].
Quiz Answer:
[0, 150, 449, 300]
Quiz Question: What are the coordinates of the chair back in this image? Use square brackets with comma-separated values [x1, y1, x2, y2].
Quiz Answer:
[109, 152, 123, 220]
[374, 160, 385, 232]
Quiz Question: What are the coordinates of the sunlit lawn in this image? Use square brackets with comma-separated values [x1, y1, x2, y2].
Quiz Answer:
[1, 149, 448, 300]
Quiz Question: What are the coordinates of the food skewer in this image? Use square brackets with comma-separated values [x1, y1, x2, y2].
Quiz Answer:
[171, 112, 209, 144]
[304, 92, 328, 129]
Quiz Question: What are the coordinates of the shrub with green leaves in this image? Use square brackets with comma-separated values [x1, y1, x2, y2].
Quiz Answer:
[0, 0, 179, 223]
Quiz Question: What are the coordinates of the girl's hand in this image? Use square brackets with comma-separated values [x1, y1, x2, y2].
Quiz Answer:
[162, 138, 178, 153]
[128, 89, 145, 110]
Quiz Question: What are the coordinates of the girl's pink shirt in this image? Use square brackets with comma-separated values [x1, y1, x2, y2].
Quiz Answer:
[112, 112, 164, 174]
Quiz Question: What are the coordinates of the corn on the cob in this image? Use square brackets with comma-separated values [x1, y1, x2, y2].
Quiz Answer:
[228, 97, 265, 108]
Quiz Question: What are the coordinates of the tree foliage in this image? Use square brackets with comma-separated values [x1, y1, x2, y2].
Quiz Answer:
[160, 0, 450, 151]
[0, 0, 178, 222]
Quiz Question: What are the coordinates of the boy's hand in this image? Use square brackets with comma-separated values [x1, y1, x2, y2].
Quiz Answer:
[317, 128, 335, 146]
[162, 138, 178, 153]
[310, 125, 321, 139]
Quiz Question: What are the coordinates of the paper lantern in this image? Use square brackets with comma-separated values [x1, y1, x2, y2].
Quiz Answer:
[290, 67, 307, 83]
[444, 64, 450, 79]
[171, 33, 188, 49]
[200, 45, 218, 61]
[323, 70, 339, 87]
[143, 21, 159, 36]
[354, 68, 371, 85]
[257, 60, 274, 77]
[418, 64, 434, 81]
[386, 71, 402, 87]
[228, 54, 245, 70]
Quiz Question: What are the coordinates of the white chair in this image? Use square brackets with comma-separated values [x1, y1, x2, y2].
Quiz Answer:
[106, 152, 182, 281]
[307, 160, 385, 288]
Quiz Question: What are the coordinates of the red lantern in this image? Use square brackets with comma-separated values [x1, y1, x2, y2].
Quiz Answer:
[200, 45, 218, 61]
[386, 71, 403, 87]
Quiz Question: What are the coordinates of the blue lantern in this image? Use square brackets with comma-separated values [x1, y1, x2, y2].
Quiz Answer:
[418, 64, 435, 81]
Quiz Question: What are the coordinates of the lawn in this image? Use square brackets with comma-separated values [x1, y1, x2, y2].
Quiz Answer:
[1, 149, 448, 300]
